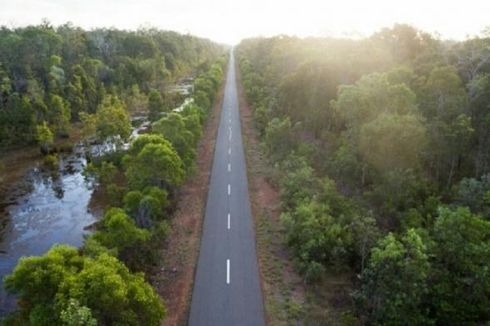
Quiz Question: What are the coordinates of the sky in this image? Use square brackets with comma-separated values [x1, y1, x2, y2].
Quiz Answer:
[0, 0, 489, 44]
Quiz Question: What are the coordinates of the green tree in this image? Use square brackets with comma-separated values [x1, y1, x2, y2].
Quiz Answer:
[95, 95, 131, 148]
[153, 112, 196, 169]
[59, 299, 97, 326]
[148, 89, 165, 121]
[124, 142, 184, 190]
[359, 113, 427, 172]
[356, 229, 431, 325]
[48, 94, 71, 137]
[92, 208, 150, 257]
[430, 207, 490, 323]
[36, 120, 54, 154]
[264, 117, 294, 161]
[123, 187, 169, 227]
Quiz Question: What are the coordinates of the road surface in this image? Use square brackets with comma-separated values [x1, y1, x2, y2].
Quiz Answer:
[189, 50, 265, 325]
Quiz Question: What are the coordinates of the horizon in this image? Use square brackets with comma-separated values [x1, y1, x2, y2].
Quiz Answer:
[0, 0, 489, 45]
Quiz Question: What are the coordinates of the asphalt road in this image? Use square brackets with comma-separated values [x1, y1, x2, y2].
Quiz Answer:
[188, 51, 265, 326]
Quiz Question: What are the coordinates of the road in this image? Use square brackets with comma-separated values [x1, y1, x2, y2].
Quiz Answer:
[188, 50, 265, 326]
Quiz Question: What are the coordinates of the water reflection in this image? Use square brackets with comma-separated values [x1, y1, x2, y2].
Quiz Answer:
[0, 149, 96, 315]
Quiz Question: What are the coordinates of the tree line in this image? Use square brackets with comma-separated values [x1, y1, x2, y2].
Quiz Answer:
[2, 22, 227, 325]
[0, 22, 224, 149]
[237, 24, 490, 324]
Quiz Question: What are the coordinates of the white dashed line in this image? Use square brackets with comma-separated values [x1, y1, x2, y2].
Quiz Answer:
[226, 259, 230, 284]
[228, 148, 231, 155]
[227, 213, 230, 229]
[228, 163, 231, 172]
[228, 184, 231, 195]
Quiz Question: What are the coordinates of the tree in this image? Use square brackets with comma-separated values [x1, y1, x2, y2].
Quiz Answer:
[48, 94, 71, 137]
[123, 187, 169, 228]
[59, 299, 97, 326]
[264, 117, 294, 161]
[281, 198, 352, 278]
[148, 89, 165, 121]
[36, 120, 54, 154]
[356, 229, 431, 325]
[124, 142, 184, 190]
[92, 208, 149, 252]
[95, 95, 131, 148]
[79, 112, 96, 142]
[453, 174, 490, 219]
[333, 72, 418, 130]
[359, 113, 427, 172]
[420, 66, 471, 187]
[153, 112, 196, 169]
[430, 207, 490, 323]
[5, 245, 165, 325]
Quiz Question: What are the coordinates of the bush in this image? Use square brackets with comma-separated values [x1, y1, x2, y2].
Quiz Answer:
[4, 245, 165, 325]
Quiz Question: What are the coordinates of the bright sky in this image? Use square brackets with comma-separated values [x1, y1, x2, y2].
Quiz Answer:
[0, 0, 489, 44]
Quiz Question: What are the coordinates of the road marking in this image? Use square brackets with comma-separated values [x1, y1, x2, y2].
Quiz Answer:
[229, 128, 232, 140]
[226, 259, 230, 284]
[229, 118, 231, 123]
[228, 184, 231, 195]
[228, 163, 231, 172]
[228, 148, 231, 155]
[227, 213, 230, 229]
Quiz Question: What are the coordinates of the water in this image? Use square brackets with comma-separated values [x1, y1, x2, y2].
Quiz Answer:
[0, 146, 97, 315]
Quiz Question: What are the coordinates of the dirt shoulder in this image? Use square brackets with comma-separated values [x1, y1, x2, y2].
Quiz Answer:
[152, 81, 225, 326]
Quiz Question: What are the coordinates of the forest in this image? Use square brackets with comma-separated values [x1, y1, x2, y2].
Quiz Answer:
[0, 22, 226, 325]
[0, 21, 224, 148]
[237, 24, 490, 324]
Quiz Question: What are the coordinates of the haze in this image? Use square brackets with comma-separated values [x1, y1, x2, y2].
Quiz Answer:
[1, 0, 489, 44]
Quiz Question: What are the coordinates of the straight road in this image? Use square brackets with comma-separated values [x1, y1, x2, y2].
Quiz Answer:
[189, 50, 265, 325]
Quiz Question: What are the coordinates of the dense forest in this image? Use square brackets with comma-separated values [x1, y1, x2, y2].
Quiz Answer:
[1, 23, 226, 325]
[237, 24, 490, 324]
[0, 21, 224, 149]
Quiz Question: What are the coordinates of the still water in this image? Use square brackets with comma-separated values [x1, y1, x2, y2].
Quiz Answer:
[0, 145, 97, 315]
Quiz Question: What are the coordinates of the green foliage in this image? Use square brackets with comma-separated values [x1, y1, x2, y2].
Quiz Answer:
[454, 173, 490, 219]
[59, 299, 97, 326]
[356, 230, 431, 325]
[36, 120, 54, 154]
[124, 141, 184, 190]
[48, 95, 71, 137]
[148, 89, 165, 121]
[43, 153, 60, 169]
[123, 187, 169, 227]
[281, 177, 355, 276]
[153, 112, 197, 169]
[359, 113, 426, 172]
[237, 31, 490, 324]
[95, 95, 131, 146]
[430, 207, 490, 323]
[264, 117, 294, 161]
[79, 111, 96, 141]
[91, 208, 150, 258]
[0, 24, 225, 149]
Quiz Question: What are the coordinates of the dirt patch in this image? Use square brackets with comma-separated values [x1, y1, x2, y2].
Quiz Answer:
[151, 82, 225, 326]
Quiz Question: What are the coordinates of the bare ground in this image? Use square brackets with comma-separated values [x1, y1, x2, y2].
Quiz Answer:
[151, 83, 225, 326]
